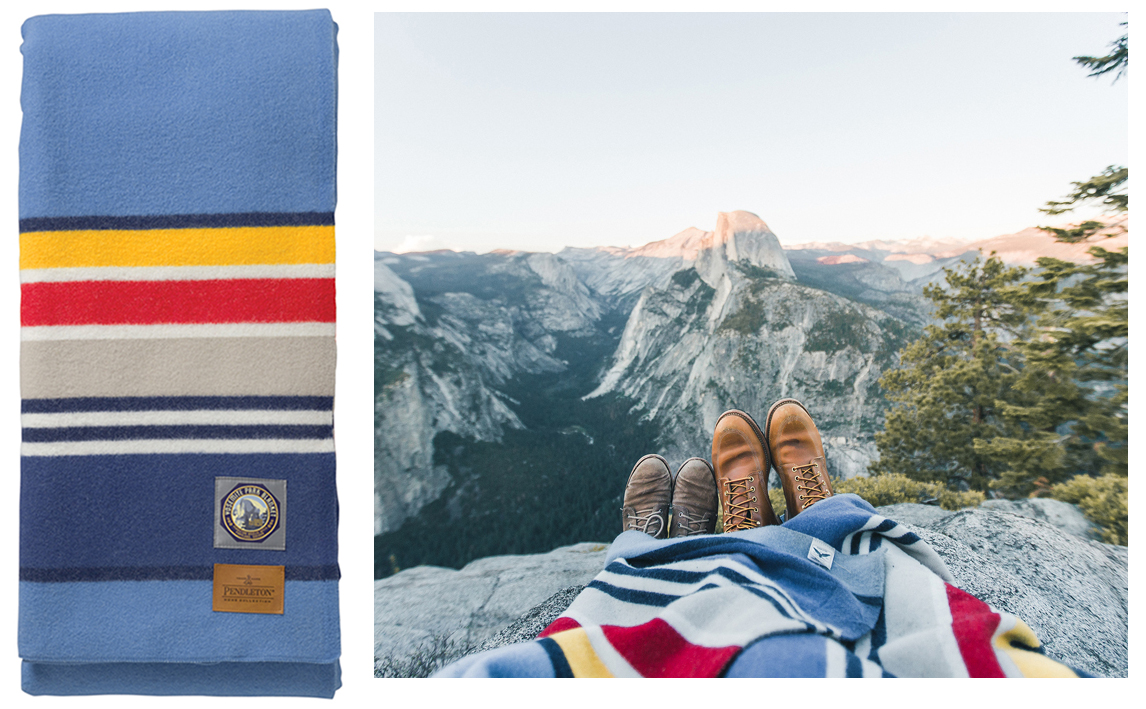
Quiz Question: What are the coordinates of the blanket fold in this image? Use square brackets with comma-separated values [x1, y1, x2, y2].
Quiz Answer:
[19, 10, 340, 697]
[438, 495, 1084, 678]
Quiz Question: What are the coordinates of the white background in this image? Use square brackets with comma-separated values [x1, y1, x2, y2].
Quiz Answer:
[0, 1, 1136, 704]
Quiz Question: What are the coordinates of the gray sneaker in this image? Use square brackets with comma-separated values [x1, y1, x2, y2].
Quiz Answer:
[621, 454, 673, 538]
[670, 458, 718, 537]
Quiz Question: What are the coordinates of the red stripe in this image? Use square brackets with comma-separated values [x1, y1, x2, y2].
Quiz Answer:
[21, 279, 335, 326]
[538, 616, 581, 638]
[601, 619, 741, 678]
[945, 584, 1006, 678]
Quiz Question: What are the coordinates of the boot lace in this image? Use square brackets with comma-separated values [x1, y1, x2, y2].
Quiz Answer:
[625, 509, 665, 536]
[673, 509, 712, 536]
[722, 475, 760, 532]
[794, 463, 828, 507]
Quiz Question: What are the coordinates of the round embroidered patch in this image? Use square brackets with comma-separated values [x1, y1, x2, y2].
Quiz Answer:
[221, 483, 281, 542]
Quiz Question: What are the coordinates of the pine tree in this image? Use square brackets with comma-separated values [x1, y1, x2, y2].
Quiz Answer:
[871, 254, 1035, 490]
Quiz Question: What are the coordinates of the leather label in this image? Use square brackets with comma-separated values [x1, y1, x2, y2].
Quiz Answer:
[212, 563, 285, 614]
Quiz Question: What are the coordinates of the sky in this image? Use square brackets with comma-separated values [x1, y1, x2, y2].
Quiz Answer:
[375, 12, 1128, 253]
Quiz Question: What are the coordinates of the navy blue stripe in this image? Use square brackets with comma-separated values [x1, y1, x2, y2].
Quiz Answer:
[22, 396, 333, 414]
[850, 533, 864, 555]
[585, 579, 679, 608]
[19, 211, 335, 233]
[608, 559, 784, 596]
[742, 585, 809, 625]
[21, 453, 337, 570]
[893, 530, 921, 545]
[871, 519, 898, 535]
[605, 561, 710, 584]
[845, 650, 863, 678]
[24, 424, 333, 442]
[538, 638, 574, 678]
[869, 608, 888, 660]
[20, 564, 340, 583]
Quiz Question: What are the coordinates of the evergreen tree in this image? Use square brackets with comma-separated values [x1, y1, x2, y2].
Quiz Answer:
[1040, 23, 1127, 243]
[1008, 248, 1127, 482]
[871, 254, 1034, 490]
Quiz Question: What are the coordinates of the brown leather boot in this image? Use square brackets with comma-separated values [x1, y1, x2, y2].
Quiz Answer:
[669, 458, 717, 537]
[621, 454, 673, 538]
[766, 398, 833, 519]
[712, 410, 780, 531]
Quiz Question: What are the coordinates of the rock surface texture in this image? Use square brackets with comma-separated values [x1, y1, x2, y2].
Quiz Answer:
[373, 503, 1127, 677]
[373, 542, 608, 676]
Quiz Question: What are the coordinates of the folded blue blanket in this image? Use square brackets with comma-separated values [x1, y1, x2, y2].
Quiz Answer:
[19, 11, 340, 697]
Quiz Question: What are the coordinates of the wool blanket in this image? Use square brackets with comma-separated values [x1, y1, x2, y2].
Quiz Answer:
[437, 495, 1084, 678]
[18, 11, 340, 696]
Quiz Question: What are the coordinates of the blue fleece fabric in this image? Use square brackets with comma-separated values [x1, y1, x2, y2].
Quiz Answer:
[21, 453, 338, 578]
[19, 11, 340, 696]
[20, 10, 337, 219]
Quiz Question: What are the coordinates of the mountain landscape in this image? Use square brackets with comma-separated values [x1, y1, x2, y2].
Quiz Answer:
[374, 210, 1123, 577]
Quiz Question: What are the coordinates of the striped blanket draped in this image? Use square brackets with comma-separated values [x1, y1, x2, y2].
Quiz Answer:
[438, 495, 1083, 678]
[18, 11, 340, 696]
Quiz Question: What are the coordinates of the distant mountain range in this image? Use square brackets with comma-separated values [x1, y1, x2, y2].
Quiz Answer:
[374, 210, 1123, 576]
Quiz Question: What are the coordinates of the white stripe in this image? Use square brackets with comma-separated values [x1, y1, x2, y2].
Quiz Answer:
[22, 410, 332, 428]
[860, 655, 884, 678]
[640, 557, 819, 625]
[824, 639, 848, 677]
[22, 438, 334, 456]
[927, 572, 969, 676]
[598, 563, 813, 628]
[841, 515, 887, 555]
[659, 588, 816, 648]
[21, 323, 335, 341]
[591, 560, 836, 646]
[566, 579, 817, 649]
[20, 264, 335, 283]
[582, 625, 641, 678]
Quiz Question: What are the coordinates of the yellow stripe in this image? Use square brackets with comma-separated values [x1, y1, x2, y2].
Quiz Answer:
[20, 226, 335, 269]
[548, 628, 614, 678]
[999, 646, 1078, 677]
[994, 619, 1077, 677]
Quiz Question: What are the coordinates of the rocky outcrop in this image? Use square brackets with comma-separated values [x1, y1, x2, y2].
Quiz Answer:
[373, 542, 609, 675]
[374, 251, 604, 534]
[587, 260, 908, 479]
[374, 503, 1127, 677]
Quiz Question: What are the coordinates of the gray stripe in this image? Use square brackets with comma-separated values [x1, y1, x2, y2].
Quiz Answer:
[22, 338, 335, 398]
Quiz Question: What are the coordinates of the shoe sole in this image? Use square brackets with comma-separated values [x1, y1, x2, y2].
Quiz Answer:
[714, 409, 771, 476]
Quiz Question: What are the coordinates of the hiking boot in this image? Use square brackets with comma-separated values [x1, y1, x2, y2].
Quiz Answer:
[621, 454, 673, 538]
[670, 458, 718, 537]
[766, 398, 833, 519]
[712, 410, 780, 531]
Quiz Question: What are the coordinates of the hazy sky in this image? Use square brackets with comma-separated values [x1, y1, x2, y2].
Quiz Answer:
[375, 12, 1128, 253]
